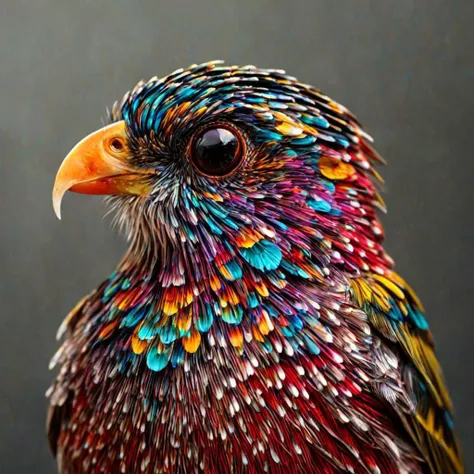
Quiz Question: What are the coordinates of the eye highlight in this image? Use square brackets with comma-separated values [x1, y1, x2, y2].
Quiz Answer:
[190, 124, 246, 177]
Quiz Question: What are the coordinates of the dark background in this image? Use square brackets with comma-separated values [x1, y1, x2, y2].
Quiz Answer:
[0, 1, 473, 472]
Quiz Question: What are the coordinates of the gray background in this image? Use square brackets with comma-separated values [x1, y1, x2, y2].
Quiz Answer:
[0, 1, 472, 472]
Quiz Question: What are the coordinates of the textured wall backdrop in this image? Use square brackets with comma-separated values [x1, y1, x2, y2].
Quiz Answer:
[0, 1, 473, 472]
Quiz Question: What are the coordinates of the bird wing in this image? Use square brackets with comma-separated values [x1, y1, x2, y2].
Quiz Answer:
[47, 293, 93, 462]
[350, 271, 464, 474]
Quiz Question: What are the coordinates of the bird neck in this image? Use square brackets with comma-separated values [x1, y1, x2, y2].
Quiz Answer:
[88, 201, 397, 374]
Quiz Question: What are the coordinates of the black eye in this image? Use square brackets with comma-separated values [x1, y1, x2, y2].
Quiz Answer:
[191, 125, 245, 177]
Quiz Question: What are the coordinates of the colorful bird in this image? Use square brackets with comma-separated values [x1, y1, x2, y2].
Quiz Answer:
[48, 61, 463, 474]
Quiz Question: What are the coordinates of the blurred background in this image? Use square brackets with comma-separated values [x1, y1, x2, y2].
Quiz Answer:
[0, 1, 473, 472]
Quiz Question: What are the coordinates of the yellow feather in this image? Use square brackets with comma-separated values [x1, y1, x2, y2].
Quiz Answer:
[131, 333, 147, 354]
[229, 326, 244, 348]
[182, 328, 201, 353]
[373, 274, 406, 300]
[319, 156, 355, 180]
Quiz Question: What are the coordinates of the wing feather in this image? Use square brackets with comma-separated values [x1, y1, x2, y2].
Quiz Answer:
[350, 271, 464, 474]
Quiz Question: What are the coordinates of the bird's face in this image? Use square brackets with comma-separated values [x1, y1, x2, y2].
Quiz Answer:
[54, 62, 384, 275]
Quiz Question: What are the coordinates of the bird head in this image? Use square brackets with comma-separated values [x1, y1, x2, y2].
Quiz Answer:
[53, 61, 388, 282]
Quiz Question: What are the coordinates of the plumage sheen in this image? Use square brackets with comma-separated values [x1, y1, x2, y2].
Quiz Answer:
[48, 61, 463, 474]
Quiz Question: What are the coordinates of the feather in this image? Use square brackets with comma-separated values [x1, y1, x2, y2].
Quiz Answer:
[48, 61, 463, 474]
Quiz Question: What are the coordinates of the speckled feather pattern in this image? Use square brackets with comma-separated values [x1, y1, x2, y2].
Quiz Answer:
[48, 62, 463, 473]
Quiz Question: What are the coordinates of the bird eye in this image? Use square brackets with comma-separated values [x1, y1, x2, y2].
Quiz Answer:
[190, 125, 245, 177]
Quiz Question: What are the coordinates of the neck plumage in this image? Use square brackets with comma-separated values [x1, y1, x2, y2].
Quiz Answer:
[93, 156, 393, 372]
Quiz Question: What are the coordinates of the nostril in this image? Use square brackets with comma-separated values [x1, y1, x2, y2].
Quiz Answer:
[110, 138, 124, 152]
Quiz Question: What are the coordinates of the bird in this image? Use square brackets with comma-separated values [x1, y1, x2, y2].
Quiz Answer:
[48, 61, 463, 474]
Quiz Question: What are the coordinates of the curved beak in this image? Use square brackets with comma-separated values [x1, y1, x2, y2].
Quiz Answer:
[53, 121, 152, 219]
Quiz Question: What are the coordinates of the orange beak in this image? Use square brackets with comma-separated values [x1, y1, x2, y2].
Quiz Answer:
[53, 121, 153, 219]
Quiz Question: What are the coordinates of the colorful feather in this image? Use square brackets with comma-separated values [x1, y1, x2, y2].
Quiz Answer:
[48, 61, 463, 473]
